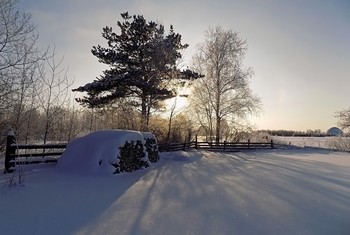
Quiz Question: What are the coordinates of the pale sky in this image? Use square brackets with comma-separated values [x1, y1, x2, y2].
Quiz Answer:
[19, 0, 350, 132]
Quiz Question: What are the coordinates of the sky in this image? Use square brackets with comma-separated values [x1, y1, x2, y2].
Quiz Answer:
[18, 0, 350, 132]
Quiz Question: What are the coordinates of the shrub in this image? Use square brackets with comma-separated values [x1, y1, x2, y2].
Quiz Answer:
[144, 137, 159, 163]
[114, 140, 149, 173]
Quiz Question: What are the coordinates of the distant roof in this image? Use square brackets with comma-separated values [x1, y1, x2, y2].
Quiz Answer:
[326, 127, 343, 136]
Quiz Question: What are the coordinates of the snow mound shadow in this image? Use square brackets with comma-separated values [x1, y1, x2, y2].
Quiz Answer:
[160, 150, 203, 163]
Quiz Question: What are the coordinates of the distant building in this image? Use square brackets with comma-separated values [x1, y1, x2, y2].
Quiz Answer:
[326, 127, 343, 136]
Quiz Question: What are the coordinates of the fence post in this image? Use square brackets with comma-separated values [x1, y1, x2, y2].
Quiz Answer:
[183, 142, 186, 151]
[271, 139, 274, 148]
[195, 134, 198, 149]
[248, 139, 250, 149]
[5, 129, 16, 173]
[224, 141, 226, 151]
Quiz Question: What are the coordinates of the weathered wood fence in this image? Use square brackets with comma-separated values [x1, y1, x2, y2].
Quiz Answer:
[158, 139, 274, 152]
[4, 132, 67, 173]
[4, 131, 274, 173]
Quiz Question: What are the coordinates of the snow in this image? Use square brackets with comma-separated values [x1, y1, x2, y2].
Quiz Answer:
[1, 148, 350, 235]
[56, 130, 147, 175]
[273, 136, 350, 150]
[141, 131, 157, 141]
[7, 129, 15, 136]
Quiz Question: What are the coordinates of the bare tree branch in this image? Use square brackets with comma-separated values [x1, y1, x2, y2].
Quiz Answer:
[190, 26, 261, 142]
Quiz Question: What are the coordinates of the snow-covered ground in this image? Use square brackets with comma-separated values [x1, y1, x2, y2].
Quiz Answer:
[272, 136, 350, 151]
[1, 148, 350, 235]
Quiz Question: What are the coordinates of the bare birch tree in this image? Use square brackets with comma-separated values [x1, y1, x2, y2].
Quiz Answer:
[0, 0, 43, 111]
[190, 26, 261, 142]
[0, 0, 47, 149]
[37, 47, 73, 143]
[335, 108, 350, 132]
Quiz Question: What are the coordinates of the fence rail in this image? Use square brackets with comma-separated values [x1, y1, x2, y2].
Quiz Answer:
[158, 139, 274, 152]
[158, 142, 194, 152]
[4, 133, 67, 173]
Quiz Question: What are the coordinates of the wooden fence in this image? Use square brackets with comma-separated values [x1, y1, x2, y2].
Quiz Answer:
[4, 133, 67, 173]
[158, 139, 274, 152]
[4, 131, 274, 173]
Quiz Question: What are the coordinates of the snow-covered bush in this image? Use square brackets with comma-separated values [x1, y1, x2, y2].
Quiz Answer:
[57, 130, 152, 175]
[326, 137, 350, 151]
[142, 132, 159, 163]
[114, 140, 149, 173]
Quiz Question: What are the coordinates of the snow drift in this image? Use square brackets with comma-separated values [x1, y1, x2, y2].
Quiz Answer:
[57, 130, 155, 175]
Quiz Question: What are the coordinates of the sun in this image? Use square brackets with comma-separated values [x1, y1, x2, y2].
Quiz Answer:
[165, 95, 189, 113]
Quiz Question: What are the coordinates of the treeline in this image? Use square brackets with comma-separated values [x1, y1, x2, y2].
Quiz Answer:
[262, 129, 326, 137]
[1, 102, 195, 150]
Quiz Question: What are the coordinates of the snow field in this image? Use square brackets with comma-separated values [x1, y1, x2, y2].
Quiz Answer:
[272, 136, 350, 151]
[1, 148, 350, 235]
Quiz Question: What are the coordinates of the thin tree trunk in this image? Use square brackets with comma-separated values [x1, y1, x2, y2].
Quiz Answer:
[216, 118, 221, 143]
[215, 71, 221, 143]
[167, 98, 177, 142]
[141, 94, 147, 131]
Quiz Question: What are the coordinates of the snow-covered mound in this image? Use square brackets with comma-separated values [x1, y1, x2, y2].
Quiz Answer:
[326, 127, 343, 136]
[141, 131, 156, 140]
[57, 130, 147, 175]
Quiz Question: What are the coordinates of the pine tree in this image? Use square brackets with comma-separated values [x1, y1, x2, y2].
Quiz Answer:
[73, 12, 201, 131]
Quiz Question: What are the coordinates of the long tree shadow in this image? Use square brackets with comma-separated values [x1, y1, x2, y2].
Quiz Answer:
[227, 149, 350, 234]
[0, 163, 150, 235]
[119, 149, 350, 235]
[21, 149, 349, 235]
